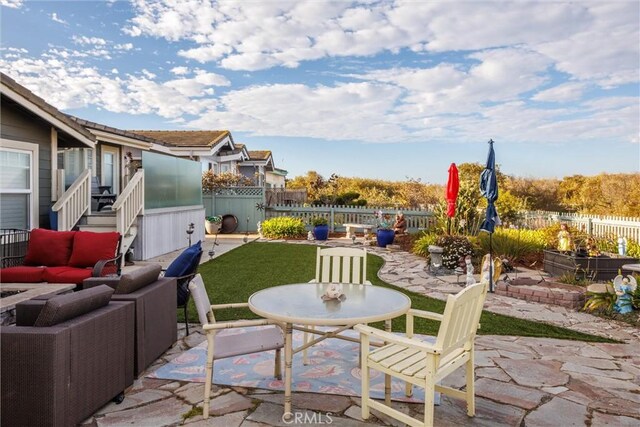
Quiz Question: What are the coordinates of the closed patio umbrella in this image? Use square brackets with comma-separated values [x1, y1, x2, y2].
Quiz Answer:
[479, 139, 500, 292]
[446, 163, 459, 234]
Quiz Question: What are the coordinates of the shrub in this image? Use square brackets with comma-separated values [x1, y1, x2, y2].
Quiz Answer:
[538, 223, 580, 249]
[311, 217, 328, 226]
[477, 228, 547, 263]
[412, 232, 438, 257]
[261, 216, 306, 238]
[628, 239, 640, 259]
[437, 235, 475, 269]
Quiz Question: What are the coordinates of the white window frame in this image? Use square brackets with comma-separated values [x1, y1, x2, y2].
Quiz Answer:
[0, 138, 39, 229]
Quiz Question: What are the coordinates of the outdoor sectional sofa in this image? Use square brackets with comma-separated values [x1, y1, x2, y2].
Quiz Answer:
[0, 228, 122, 285]
[82, 264, 178, 376]
[1, 285, 135, 427]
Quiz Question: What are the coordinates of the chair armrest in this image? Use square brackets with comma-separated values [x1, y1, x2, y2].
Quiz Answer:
[92, 253, 123, 277]
[1, 255, 25, 268]
[408, 309, 443, 322]
[354, 324, 440, 354]
[82, 276, 120, 291]
[203, 318, 281, 331]
[211, 302, 249, 310]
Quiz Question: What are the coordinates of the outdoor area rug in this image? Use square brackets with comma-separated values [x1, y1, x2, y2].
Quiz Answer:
[149, 327, 440, 403]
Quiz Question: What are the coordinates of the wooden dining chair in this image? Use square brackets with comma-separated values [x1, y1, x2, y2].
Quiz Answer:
[354, 282, 488, 427]
[303, 247, 372, 364]
[188, 274, 284, 419]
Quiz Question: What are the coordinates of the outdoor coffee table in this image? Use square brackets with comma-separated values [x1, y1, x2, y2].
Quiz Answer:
[0, 283, 76, 325]
[248, 283, 411, 418]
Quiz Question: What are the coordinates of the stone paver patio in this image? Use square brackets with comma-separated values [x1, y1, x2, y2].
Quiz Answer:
[83, 238, 639, 426]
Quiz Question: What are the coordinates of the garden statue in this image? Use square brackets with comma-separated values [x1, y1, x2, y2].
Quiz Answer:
[586, 237, 600, 257]
[481, 254, 502, 284]
[307, 231, 315, 241]
[613, 274, 637, 314]
[557, 223, 572, 252]
[257, 221, 263, 238]
[393, 211, 407, 234]
[618, 236, 627, 256]
[322, 283, 344, 301]
[465, 256, 476, 287]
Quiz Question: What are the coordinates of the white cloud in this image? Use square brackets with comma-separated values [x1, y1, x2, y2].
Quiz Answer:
[114, 43, 134, 50]
[170, 66, 190, 75]
[50, 13, 68, 25]
[532, 82, 587, 103]
[1, 0, 23, 9]
[141, 69, 156, 79]
[72, 36, 108, 46]
[123, 0, 639, 88]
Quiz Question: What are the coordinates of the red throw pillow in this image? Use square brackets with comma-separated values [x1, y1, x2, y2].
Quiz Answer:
[68, 231, 120, 268]
[24, 229, 76, 266]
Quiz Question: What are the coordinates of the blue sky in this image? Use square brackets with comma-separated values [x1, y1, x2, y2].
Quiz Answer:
[1, 0, 638, 184]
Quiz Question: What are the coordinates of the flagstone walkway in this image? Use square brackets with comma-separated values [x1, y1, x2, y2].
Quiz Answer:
[83, 239, 639, 426]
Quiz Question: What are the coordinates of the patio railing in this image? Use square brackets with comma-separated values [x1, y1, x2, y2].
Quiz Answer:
[112, 169, 144, 236]
[52, 169, 91, 231]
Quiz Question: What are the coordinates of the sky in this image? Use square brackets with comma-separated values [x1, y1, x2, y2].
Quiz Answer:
[1, 0, 638, 184]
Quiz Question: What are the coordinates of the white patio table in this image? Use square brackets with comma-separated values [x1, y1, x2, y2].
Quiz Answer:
[248, 282, 411, 419]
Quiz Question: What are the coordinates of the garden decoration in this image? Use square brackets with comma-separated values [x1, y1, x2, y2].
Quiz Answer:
[243, 217, 249, 243]
[205, 215, 222, 234]
[479, 138, 500, 292]
[311, 217, 329, 241]
[307, 231, 315, 241]
[613, 274, 637, 314]
[446, 162, 459, 235]
[465, 255, 476, 287]
[618, 236, 627, 256]
[321, 283, 345, 301]
[481, 254, 502, 284]
[186, 222, 195, 246]
[375, 210, 395, 247]
[257, 221, 263, 238]
[557, 223, 572, 252]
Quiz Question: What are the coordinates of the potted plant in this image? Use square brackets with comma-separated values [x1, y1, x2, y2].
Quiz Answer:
[375, 210, 395, 247]
[205, 215, 222, 234]
[311, 217, 329, 241]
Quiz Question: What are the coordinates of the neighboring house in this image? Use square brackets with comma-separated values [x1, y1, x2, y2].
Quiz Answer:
[266, 167, 288, 189]
[239, 150, 274, 187]
[131, 130, 249, 174]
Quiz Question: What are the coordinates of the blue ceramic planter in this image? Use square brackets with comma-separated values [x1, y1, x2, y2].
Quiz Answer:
[376, 229, 395, 247]
[314, 225, 329, 241]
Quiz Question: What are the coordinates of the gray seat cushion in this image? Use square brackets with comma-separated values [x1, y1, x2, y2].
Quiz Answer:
[115, 264, 162, 294]
[214, 327, 284, 360]
[34, 285, 114, 327]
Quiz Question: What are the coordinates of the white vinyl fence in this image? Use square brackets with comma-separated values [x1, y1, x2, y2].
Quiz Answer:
[523, 211, 640, 241]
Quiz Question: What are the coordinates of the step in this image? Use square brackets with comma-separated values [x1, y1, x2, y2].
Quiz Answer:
[85, 215, 117, 226]
[77, 224, 117, 233]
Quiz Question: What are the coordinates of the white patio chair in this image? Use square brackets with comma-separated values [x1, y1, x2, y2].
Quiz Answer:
[303, 247, 372, 364]
[354, 282, 488, 427]
[189, 274, 284, 419]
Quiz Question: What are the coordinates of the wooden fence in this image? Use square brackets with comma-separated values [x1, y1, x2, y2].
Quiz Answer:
[523, 211, 640, 241]
[265, 204, 435, 232]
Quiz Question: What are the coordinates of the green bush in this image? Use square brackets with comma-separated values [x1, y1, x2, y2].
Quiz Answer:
[477, 228, 547, 262]
[310, 216, 328, 226]
[628, 239, 640, 258]
[412, 232, 438, 257]
[261, 216, 306, 238]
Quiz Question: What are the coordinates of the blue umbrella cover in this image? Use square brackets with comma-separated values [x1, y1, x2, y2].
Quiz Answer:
[480, 139, 500, 233]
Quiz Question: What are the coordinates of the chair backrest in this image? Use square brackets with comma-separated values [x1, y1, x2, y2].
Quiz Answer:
[314, 247, 370, 284]
[435, 282, 487, 359]
[188, 274, 215, 326]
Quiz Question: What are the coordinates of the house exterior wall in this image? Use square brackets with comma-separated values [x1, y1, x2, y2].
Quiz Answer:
[266, 172, 286, 188]
[1, 102, 52, 228]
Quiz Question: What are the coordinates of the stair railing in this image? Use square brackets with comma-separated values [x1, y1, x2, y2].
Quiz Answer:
[112, 169, 144, 236]
[51, 169, 91, 231]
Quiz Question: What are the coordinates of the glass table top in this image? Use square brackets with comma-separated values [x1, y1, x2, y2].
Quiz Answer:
[248, 283, 411, 325]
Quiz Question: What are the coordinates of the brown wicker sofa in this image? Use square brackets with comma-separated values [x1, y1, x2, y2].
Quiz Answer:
[1, 285, 135, 427]
[82, 264, 178, 376]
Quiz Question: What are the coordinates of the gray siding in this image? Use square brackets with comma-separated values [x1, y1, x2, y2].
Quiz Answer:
[1, 103, 52, 228]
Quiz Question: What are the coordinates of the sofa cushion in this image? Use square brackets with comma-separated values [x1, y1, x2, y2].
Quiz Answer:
[164, 241, 202, 278]
[115, 264, 162, 294]
[68, 231, 120, 268]
[44, 266, 93, 285]
[0, 266, 45, 283]
[34, 284, 114, 327]
[24, 229, 76, 267]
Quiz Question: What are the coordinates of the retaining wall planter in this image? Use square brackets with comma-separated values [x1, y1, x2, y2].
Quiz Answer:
[543, 250, 638, 282]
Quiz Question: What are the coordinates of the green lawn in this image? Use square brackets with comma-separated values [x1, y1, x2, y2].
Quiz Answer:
[183, 242, 614, 343]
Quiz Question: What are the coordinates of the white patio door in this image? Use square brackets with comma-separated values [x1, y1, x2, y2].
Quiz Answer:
[101, 146, 119, 194]
[0, 140, 39, 229]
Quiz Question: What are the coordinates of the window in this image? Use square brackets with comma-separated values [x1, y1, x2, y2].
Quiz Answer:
[0, 142, 38, 229]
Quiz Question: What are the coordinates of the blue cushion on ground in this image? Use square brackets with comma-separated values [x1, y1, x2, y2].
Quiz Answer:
[165, 241, 202, 278]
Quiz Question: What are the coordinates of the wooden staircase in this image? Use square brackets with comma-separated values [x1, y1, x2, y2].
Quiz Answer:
[78, 211, 138, 258]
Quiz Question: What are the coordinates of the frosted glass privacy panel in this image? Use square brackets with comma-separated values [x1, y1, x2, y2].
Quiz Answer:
[143, 151, 202, 209]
